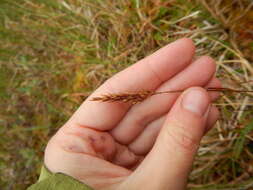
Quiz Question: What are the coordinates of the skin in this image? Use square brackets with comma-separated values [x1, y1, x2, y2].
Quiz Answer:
[44, 38, 221, 190]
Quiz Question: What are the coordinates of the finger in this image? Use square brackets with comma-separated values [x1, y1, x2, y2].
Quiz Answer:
[129, 114, 166, 155]
[122, 87, 211, 190]
[68, 38, 195, 131]
[111, 56, 216, 144]
[128, 105, 219, 155]
[206, 77, 222, 100]
[205, 105, 220, 133]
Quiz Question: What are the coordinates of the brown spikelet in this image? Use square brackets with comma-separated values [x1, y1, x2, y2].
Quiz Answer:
[91, 90, 154, 104]
[91, 87, 253, 104]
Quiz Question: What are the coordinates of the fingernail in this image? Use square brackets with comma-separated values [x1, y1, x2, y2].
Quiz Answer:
[182, 89, 209, 116]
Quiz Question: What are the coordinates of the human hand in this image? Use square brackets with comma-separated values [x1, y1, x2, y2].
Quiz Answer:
[44, 38, 221, 190]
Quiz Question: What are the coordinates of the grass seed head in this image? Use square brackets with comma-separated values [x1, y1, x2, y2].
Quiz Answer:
[91, 90, 154, 104]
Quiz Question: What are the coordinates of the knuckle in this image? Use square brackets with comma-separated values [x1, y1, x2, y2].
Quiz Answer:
[164, 123, 199, 154]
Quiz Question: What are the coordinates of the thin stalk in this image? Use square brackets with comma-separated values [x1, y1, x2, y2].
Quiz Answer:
[91, 87, 253, 104]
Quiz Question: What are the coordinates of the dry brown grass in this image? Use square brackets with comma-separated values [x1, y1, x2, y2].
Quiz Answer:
[0, 0, 252, 189]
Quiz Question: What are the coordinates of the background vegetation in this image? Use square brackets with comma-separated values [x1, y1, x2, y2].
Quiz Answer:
[0, 0, 252, 189]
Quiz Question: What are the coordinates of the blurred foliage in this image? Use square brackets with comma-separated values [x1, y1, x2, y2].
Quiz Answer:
[0, 0, 252, 189]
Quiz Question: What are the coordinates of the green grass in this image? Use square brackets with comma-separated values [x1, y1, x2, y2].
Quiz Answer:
[0, 0, 252, 189]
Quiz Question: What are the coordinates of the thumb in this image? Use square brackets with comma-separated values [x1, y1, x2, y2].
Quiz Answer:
[123, 87, 211, 190]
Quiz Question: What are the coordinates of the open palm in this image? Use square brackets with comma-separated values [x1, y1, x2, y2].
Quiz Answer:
[44, 38, 221, 190]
